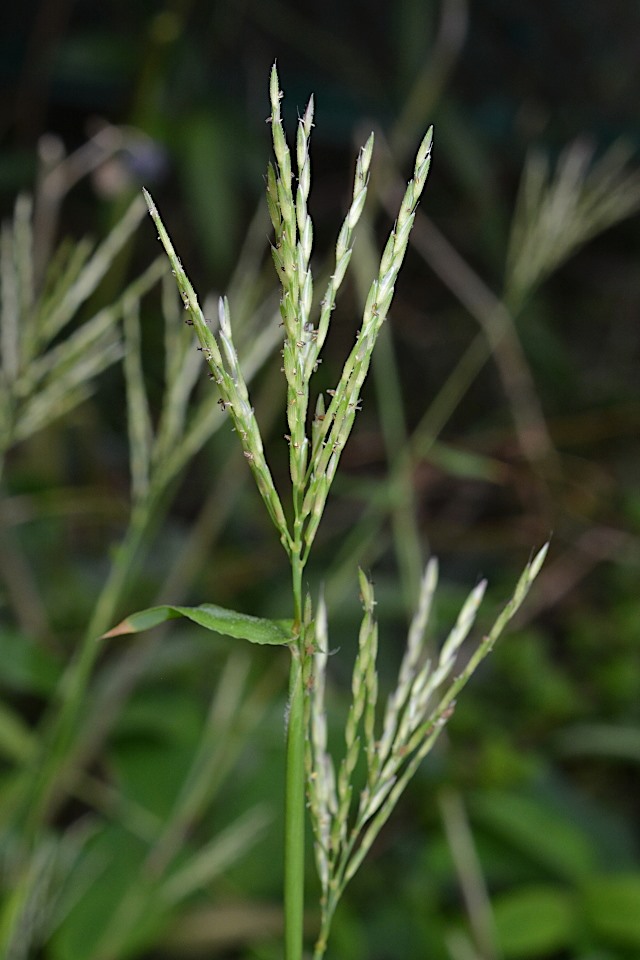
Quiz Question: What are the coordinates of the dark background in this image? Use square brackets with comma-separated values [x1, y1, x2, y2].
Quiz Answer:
[1, 2, 640, 958]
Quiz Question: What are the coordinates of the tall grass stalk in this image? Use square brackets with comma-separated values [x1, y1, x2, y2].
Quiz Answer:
[137, 64, 548, 959]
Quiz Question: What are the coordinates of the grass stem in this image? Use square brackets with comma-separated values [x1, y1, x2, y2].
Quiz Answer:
[284, 556, 306, 960]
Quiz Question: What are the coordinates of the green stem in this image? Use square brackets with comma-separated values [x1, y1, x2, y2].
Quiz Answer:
[284, 554, 306, 960]
[313, 895, 336, 960]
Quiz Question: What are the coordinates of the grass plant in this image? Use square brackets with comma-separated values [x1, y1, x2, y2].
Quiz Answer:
[121, 64, 549, 960]
[1, 35, 639, 960]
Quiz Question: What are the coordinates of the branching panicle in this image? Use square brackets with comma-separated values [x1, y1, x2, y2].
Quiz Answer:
[306, 543, 547, 957]
[141, 66, 547, 960]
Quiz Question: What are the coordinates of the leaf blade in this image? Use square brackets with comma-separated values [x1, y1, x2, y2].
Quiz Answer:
[102, 604, 293, 646]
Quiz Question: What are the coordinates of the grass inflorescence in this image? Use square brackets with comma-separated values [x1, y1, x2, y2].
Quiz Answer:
[141, 63, 547, 960]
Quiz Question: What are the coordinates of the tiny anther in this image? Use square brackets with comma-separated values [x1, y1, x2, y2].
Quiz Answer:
[243, 451, 255, 462]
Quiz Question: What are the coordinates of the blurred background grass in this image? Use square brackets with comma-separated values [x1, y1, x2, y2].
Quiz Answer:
[1, 1, 639, 958]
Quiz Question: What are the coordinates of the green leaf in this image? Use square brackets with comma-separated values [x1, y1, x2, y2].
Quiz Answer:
[470, 789, 595, 881]
[0, 702, 37, 763]
[0, 627, 61, 695]
[110, 689, 206, 818]
[583, 874, 640, 948]
[50, 825, 165, 960]
[493, 884, 576, 958]
[102, 604, 293, 646]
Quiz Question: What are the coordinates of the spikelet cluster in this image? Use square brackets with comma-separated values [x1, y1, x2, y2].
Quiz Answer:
[306, 544, 548, 956]
[145, 63, 432, 568]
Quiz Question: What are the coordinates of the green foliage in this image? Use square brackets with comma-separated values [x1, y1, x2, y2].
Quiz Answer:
[491, 884, 577, 957]
[583, 875, 640, 949]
